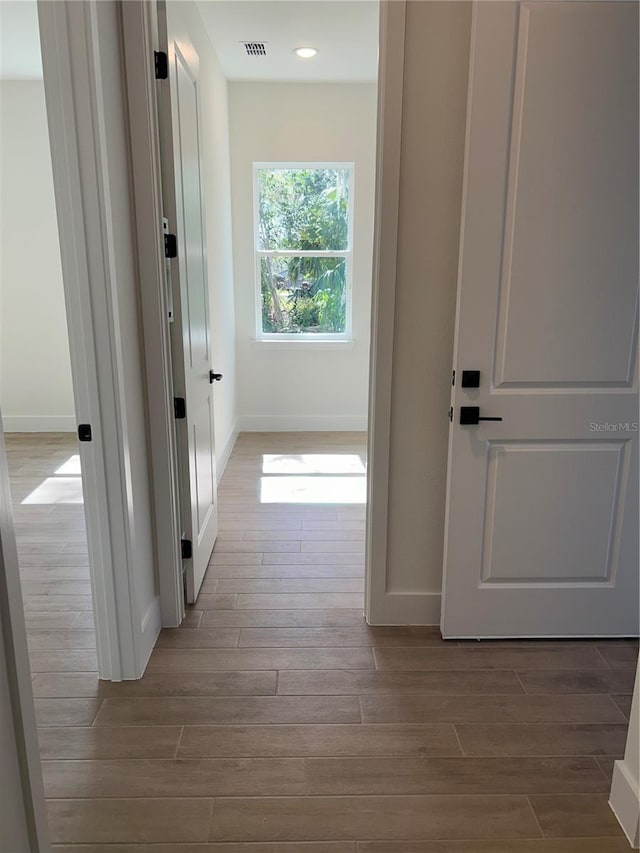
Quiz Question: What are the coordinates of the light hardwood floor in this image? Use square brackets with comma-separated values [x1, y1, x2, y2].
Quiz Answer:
[6, 431, 638, 851]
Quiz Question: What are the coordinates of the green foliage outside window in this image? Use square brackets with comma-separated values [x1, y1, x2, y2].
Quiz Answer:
[257, 167, 351, 335]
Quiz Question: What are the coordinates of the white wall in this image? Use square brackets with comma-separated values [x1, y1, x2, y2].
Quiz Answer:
[387, 0, 470, 611]
[167, 1, 238, 472]
[0, 80, 75, 432]
[228, 82, 377, 431]
[369, 0, 472, 623]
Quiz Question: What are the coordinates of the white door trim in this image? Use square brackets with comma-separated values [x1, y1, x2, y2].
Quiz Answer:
[610, 656, 640, 846]
[38, 0, 161, 678]
[0, 427, 50, 851]
[365, 0, 407, 625]
[121, 1, 184, 628]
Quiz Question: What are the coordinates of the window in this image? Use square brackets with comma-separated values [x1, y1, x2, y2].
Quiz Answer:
[254, 164, 354, 339]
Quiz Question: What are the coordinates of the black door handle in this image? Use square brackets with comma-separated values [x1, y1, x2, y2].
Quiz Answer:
[460, 406, 502, 425]
[209, 371, 223, 383]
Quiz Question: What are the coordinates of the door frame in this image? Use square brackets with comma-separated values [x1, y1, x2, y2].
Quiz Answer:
[365, 0, 407, 625]
[0, 426, 50, 851]
[37, 0, 165, 677]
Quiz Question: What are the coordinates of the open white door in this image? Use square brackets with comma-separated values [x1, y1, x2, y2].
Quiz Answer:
[442, 1, 639, 638]
[158, 4, 219, 603]
[40, 0, 163, 676]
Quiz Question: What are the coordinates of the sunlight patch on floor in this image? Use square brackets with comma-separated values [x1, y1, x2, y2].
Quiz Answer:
[262, 453, 366, 475]
[260, 474, 366, 504]
[55, 454, 82, 475]
[22, 476, 84, 505]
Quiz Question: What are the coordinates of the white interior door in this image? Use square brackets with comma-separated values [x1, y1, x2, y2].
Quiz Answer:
[442, 1, 639, 638]
[160, 7, 219, 603]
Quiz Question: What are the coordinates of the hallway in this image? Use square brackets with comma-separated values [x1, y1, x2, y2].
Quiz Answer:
[9, 432, 638, 849]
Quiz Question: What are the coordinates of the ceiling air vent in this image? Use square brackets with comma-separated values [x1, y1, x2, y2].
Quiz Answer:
[242, 42, 267, 56]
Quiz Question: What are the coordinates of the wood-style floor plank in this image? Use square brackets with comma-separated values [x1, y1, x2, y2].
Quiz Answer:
[155, 628, 240, 648]
[93, 695, 362, 725]
[38, 726, 183, 759]
[277, 669, 524, 695]
[454, 723, 628, 757]
[517, 670, 637, 695]
[201, 608, 367, 627]
[301, 756, 609, 796]
[35, 699, 102, 727]
[51, 845, 356, 853]
[612, 694, 633, 718]
[42, 758, 311, 798]
[355, 841, 632, 852]
[596, 756, 618, 784]
[373, 646, 610, 671]
[47, 798, 213, 845]
[29, 649, 98, 672]
[28, 631, 96, 650]
[177, 724, 462, 758]
[207, 795, 541, 842]
[207, 564, 365, 578]
[359, 694, 627, 724]
[238, 626, 442, 647]
[528, 794, 626, 838]
[235, 592, 365, 608]
[214, 578, 364, 593]
[146, 646, 375, 671]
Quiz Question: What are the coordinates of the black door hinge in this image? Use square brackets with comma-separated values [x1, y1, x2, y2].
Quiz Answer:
[164, 233, 177, 258]
[181, 538, 192, 560]
[77, 424, 92, 442]
[174, 397, 186, 419]
[154, 50, 168, 80]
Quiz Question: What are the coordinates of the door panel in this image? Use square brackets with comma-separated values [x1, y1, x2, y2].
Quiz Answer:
[494, 3, 638, 387]
[175, 50, 210, 369]
[193, 397, 215, 535]
[480, 441, 629, 583]
[161, 7, 218, 604]
[441, 1, 639, 638]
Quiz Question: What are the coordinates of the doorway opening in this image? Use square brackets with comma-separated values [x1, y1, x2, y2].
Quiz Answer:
[0, 3, 96, 673]
[157, 0, 379, 617]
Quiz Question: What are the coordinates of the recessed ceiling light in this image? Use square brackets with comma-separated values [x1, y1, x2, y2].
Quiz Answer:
[294, 47, 317, 59]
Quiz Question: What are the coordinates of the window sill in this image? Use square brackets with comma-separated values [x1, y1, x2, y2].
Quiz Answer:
[251, 338, 355, 352]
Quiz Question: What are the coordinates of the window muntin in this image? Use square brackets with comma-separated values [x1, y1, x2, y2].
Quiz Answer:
[254, 165, 353, 338]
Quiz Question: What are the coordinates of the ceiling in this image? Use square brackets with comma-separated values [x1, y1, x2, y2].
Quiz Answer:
[0, 0, 378, 83]
[0, 1, 42, 80]
[196, 1, 379, 82]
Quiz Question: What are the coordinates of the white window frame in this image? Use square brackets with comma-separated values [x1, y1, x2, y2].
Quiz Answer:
[253, 161, 355, 341]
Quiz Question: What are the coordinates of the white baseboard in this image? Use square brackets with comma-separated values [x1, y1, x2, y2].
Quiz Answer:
[216, 420, 238, 484]
[610, 759, 640, 847]
[1, 415, 76, 433]
[238, 415, 368, 432]
[136, 597, 162, 680]
[366, 591, 442, 626]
